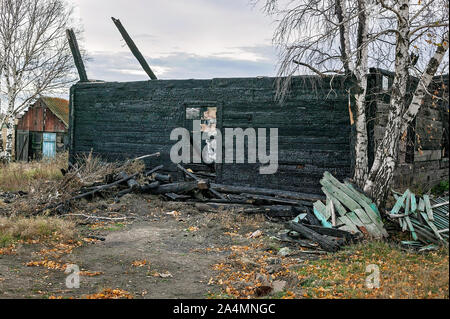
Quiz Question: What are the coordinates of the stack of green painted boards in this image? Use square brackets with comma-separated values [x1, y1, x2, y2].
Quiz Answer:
[390, 190, 449, 249]
[311, 172, 388, 239]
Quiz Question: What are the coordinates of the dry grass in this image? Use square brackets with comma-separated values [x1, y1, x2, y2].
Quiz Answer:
[1, 151, 146, 215]
[294, 241, 449, 299]
[0, 216, 76, 247]
[0, 153, 67, 192]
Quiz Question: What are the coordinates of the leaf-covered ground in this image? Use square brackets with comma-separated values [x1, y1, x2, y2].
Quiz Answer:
[1, 190, 448, 299]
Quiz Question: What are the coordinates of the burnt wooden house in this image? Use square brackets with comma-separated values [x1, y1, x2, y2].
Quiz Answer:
[68, 71, 449, 195]
[66, 24, 448, 196]
[16, 96, 69, 161]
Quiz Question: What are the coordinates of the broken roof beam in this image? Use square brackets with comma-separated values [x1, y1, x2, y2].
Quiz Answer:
[66, 29, 88, 82]
[111, 17, 157, 80]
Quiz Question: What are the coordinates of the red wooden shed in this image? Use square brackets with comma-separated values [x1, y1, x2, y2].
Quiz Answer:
[15, 96, 69, 161]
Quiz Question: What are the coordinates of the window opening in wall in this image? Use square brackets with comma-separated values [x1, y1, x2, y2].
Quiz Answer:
[184, 106, 217, 163]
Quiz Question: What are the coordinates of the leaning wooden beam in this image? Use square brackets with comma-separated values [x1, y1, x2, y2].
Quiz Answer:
[111, 17, 157, 80]
[144, 165, 164, 177]
[71, 172, 141, 200]
[33, 171, 141, 215]
[66, 29, 88, 82]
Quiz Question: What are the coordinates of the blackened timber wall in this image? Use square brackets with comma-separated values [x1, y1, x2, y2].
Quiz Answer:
[69, 76, 353, 195]
[366, 68, 449, 191]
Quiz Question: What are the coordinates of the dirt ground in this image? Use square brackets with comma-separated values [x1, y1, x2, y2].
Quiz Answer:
[1, 192, 448, 299]
[0, 194, 307, 299]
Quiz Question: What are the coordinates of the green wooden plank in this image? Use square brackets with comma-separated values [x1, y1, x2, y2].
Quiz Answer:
[401, 217, 408, 231]
[337, 215, 360, 233]
[369, 203, 382, 219]
[346, 211, 365, 227]
[393, 194, 406, 228]
[323, 172, 370, 210]
[313, 207, 332, 228]
[320, 179, 361, 211]
[418, 244, 439, 252]
[410, 193, 417, 213]
[391, 189, 410, 215]
[348, 211, 382, 238]
[321, 187, 347, 216]
[353, 209, 383, 238]
[420, 212, 444, 242]
[418, 198, 425, 212]
[405, 193, 410, 216]
[292, 213, 307, 223]
[404, 216, 418, 241]
[354, 208, 374, 224]
[423, 195, 434, 221]
[323, 173, 383, 228]
[313, 201, 328, 219]
[326, 198, 332, 222]
[401, 240, 422, 246]
[320, 172, 388, 236]
[344, 181, 373, 205]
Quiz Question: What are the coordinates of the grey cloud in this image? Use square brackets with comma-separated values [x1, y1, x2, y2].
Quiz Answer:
[86, 45, 278, 82]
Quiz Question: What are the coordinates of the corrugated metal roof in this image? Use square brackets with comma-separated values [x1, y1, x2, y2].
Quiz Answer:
[41, 96, 69, 127]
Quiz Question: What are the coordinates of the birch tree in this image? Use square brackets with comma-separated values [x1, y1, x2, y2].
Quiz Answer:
[363, 0, 449, 204]
[259, 0, 449, 205]
[0, 0, 78, 161]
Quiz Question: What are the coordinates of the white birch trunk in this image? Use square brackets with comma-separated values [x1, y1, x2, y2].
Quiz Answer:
[364, 0, 411, 205]
[4, 111, 14, 162]
[352, 0, 370, 187]
[399, 34, 449, 134]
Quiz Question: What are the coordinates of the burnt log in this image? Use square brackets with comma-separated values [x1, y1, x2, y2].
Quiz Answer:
[116, 171, 140, 190]
[164, 193, 191, 201]
[286, 221, 341, 252]
[34, 171, 142, 215]
[292, 206, 321, 226]
[140, 181, 160, 193]
[304, 224, 356, 242]
[191, 202, 295, 217]
[117, 188, 133, 198]
[151, 173, 172, 183]
[151, 180, 209, 195]
[210, 183, 322, 205]
[144, 165, 164, 177]
[177, 164, 226, 200]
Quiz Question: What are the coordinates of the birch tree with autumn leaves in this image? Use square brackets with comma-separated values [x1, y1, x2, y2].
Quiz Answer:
[260, 0, 449, 205]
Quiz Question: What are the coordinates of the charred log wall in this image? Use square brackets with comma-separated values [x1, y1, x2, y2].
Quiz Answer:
[69, 76, 353, 195]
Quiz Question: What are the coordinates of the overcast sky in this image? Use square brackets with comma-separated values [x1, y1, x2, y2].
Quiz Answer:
[69, 0, 279, 82]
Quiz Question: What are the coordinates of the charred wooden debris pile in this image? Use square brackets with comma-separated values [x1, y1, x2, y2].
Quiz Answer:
[31, 152, 398, 253]
[389, 189, 449, 251]
[32, 153, 448, 253]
